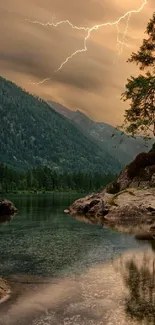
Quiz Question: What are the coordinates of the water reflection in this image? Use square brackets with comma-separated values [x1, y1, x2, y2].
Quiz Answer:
[1, 248, 155, 324]
[0, 215, 14, 224]
[0, 194, 146, 279]
[1, 194, 155, 324]
[74, 213, 155, 241]
[8, 193, 80, 222]
[123, 253, 155, 324]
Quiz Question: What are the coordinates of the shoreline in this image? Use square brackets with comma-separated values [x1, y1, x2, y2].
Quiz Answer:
[0, 190, 86, 196]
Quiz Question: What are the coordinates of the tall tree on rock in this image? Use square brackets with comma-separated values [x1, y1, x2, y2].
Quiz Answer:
[121, 12, 155, 137]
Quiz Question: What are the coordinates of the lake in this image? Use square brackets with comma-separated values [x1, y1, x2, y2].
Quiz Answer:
[0, 193, 154, 325]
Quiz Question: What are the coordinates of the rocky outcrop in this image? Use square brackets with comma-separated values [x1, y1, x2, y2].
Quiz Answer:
[67, 190, 111, 218]
[65, 145, 155, 237]
[107, 150, 155, 193]
[66, 188, 155, 237]
[0, 200, 17, 221]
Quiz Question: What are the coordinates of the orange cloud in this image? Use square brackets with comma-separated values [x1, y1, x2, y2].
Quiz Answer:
[0, 0, 154, 125]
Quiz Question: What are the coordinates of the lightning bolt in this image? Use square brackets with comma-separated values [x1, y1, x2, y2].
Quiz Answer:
[114, 12, 131, 65]
[27, 0, 147, 85]
[121, 13, 131, 54]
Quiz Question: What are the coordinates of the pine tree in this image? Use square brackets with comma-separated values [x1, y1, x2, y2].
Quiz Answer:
[121, 13, 155, 137]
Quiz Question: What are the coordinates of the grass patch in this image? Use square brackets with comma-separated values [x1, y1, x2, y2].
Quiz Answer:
[108, 189, 135, 206]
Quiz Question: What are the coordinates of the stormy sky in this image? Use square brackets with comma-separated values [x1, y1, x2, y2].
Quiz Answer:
[0, 0, 154, 125]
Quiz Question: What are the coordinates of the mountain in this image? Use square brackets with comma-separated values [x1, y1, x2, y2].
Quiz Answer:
[0, 76, 121, 173]
[48, 101, 154, 164]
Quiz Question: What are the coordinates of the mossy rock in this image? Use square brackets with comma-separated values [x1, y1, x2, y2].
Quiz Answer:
[106, 180, 120, 194]
[108, 189, 136, 206]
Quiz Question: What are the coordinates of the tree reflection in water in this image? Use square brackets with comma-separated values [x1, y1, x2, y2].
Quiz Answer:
[123, 242, 155, 324]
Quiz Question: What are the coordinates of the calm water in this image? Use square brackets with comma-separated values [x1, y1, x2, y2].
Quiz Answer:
[0, 193, 154, 325]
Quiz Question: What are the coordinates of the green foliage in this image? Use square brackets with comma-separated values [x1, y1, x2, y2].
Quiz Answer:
[121, 12, 155, 137]
[0, 163, 118, 194]
[127, 13, 155, 70]
[106, 180, 120, 194]
[49, 101, 154, 165]
[0, 76, 121, 173]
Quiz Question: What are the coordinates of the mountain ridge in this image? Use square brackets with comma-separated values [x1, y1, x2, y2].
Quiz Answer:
[48, 100, 153, 164]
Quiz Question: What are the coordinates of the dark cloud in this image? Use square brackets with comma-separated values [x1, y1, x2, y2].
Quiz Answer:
[0, 0, 154, 124]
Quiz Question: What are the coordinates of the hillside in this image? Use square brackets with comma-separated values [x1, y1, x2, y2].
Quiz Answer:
[48, 101, 153, 164]
[0, 76, 121, 173]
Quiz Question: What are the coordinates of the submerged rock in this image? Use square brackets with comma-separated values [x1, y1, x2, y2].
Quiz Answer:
[0, 214, 14, 224]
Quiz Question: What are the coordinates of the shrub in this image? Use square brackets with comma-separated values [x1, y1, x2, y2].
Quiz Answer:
[106, 180, 120, 194]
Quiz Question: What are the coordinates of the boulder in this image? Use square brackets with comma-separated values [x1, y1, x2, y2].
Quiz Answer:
[106, 148, 155, 194]
[0, 200, 17, 219]
[66, 191, 112, 218]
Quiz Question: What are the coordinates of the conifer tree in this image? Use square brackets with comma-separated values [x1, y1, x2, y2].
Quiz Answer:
[121, 13, 155, 137]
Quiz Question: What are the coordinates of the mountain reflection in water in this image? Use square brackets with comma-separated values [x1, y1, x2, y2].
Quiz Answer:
[0, 246, 155, 325]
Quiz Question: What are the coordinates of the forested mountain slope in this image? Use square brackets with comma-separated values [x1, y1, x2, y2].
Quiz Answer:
[0, 76, 121, 173]
[49, 101, 153, 164]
